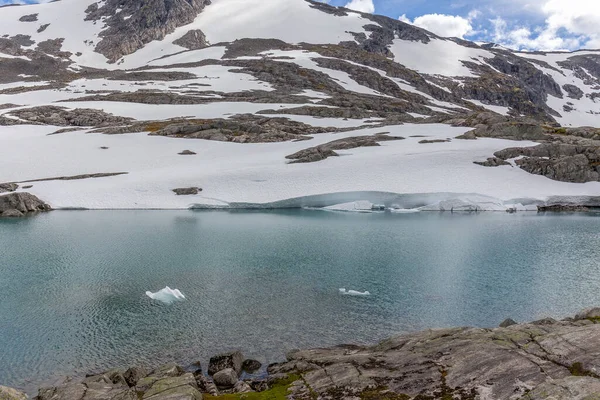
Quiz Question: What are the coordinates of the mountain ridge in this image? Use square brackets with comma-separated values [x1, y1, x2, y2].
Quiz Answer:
[0, 0, 599, 212]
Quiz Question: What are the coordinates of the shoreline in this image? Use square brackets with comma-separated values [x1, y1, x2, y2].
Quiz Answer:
[3, 307, 600, 400]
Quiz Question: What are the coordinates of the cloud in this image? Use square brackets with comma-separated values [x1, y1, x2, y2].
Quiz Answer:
[487, 0, 600, 51]
[400, 13, 475, 39]
[344, 0, 374, 14]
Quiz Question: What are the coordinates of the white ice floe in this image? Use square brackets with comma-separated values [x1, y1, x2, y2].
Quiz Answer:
[145, 287, 186, 304]
[324, 201, 375, 212]
[339, 288, 371, 297]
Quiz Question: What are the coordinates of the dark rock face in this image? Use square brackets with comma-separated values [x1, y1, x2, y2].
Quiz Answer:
[208, 351, 244, 376]
[286, 133, 405, 163]
[85, 0, 212, 63]
[178, 150, 196, 155]
[0, 192, 51, 217]
[172, 187, 201, 196]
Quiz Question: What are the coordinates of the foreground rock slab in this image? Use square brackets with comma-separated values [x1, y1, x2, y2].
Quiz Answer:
[4, 308, 600, 399]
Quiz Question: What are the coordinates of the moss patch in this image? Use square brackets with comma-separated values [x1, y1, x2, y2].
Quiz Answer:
[205, 375, 300, 400]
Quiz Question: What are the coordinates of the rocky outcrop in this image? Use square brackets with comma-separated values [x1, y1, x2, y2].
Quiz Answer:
[267, 308, 600, 399]
[0, 106, 132, 127]
[85, 0, 212, 63]
[94, 114, 344, 143]
[494, 143, 600, 183]
[18, 14, 38, 22]
[172, 30, 208, 51]
[286, 133, 405, 163]
[0, 192, 51, 217]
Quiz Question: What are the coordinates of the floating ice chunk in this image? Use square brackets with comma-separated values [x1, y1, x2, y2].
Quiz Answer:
[146, 286, 186, 304]
[339, 288, 371, 297]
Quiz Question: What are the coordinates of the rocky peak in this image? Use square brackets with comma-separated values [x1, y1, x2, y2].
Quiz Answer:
[85, 0, 211, 63]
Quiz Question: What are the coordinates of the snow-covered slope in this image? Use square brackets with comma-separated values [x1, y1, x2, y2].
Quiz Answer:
[0, 0, 599, 211]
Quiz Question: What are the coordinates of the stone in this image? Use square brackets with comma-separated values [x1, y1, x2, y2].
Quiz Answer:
[232, 381, 253, 394]
[177, 150, 196, 156]
[208, 351, 244, 376]
[499, 318, 518, 328]
[142, 374, 197, 399]
[241, 359, 262, 373]
[0, 386, 27, 400]
[575, 307, 600, 321]
[172, 187, 201, 196]
[149, 363, 184, 379]
[123, 366, 148, 387]
[212, 369, 238, 389]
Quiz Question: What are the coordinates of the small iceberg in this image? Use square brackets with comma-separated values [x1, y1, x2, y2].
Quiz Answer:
[339, 288, 371, 297]
[146, 286, 186, 304]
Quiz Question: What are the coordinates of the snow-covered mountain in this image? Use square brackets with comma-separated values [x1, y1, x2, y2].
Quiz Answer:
[0, 0, 599, 212]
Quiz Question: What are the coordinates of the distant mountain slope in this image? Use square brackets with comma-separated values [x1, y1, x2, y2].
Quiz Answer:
[0, 0, 599, 212]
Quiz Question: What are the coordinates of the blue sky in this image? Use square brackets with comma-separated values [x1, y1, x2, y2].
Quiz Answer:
[2, 0, 598, 51]
[324, 0, 600, 51]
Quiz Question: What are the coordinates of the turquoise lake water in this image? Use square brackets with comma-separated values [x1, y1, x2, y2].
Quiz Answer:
[1, 210, 600, 393]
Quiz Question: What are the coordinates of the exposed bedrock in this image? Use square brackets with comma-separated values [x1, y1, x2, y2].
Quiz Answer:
[94, 114, 345, 143]
[286, 133, 405, 163]
[4, 307, 599, 399]
[494, 143, 600, 183]
[85, 0, 212, 63]
[0, 106, 133, 127]
[0, 192, 51, 217]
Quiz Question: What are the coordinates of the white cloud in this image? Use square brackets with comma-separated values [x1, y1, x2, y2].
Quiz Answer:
[344, 0, 374, 14]
[399, 13, 475, 39]
[486, 0, 600, 51]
